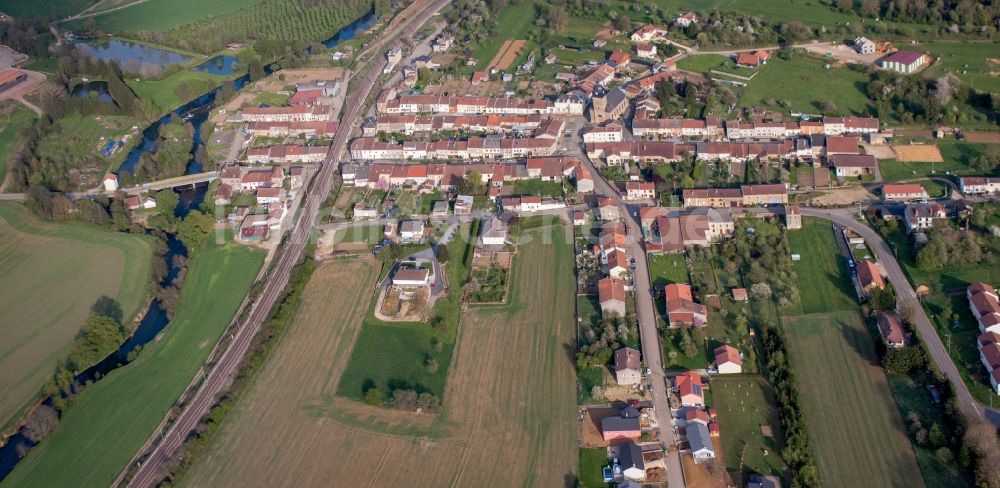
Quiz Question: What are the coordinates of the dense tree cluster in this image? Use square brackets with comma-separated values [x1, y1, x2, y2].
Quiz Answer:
[915, 227, 987, 269]
[825, 0, 999, 28]
[760, 325, 821, 487]
[576, 316, 638, 369]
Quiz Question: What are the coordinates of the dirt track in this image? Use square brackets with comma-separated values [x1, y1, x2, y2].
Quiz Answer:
[488, 39, 526, 71]
[183, 226, 578, 487]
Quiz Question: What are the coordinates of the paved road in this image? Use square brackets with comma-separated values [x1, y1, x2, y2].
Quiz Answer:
[800, 207, 992, 423]
[123, 3, 451, 486]
[576, 152, 686, 488]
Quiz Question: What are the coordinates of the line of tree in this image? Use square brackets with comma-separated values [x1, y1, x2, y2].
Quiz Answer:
[759, 324, 821, 487]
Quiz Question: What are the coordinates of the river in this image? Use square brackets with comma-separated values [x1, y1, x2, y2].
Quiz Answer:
[0, 9, 377, 480]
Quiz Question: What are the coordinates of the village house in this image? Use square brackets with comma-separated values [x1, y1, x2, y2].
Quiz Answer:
[432, 34, 453, 52]
[614, 347, 642, 386]
[648, 208, 735, 253]
[103, 174, 119, 192]
[675, 12, 698, 27]
[676, 370, 704, 406]
[391, 267, 431, 290]
[600, 277, 628, 318]
[824, 135, 860, 155]
[854, 37, 876, 54]
[636, 43, 657, 59]
[878, 50, 930, 74]
[681, 184, 787, 207]
[732, 287, 748, 302]
[601, 407, 642, 442]
[959, 177, 1000, 195]
[714, 344, 743, 374]
[903, 202, 946, 232]
[478, 217, 508, 246]
[665, 283, 708, 327]
[830, 154, 878, 177]
[876, 311, 906, 348]
[684, 409, 709, 426]
[609, 50, 631, 66]
[241, 105, 329, 123]
[735, 50, 770, 68]
[969, 283, 1000, 334]
[605, 249, 630, 279]
[598, 198, 620, 220]
[454, 194, 474, 214]
[687, 422, 715, 463]
[631, 24, 667, 42]
[616, 442, 647, 482]
[583, 122, 625, 143]
[882, 183, 928, 202]
[353, 203, 378, 220]
[625, 182, 655, 200]
[857, 259, 885, 293]
[399, 220, 426, 243]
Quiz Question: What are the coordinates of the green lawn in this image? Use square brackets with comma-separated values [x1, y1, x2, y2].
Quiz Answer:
[2, 240, 264, 488]
[80, 0, 265, 33]
[513, 178, 564, 197]
[578, 447, 610, 488]
[0, 103, 36, 183]
[337, 224, 476, 400]
[0, 203, 153, 430]
[333, 224, 383, 244]
[919, 41, 1000, 94]
[783, 310, 924, 488]
[127, 69, 229, 115]
[878, 140, 990, 182]
[677, 54, 751, 77]
[739, 53, 872, 116]
[647, 253, 689, 288]
[786, 219, 857, 314]
[712, 375, 785, 484]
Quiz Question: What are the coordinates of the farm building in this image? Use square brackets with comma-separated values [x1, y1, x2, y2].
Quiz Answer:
[878, 50, 929, 74]
[0, 69, 26, 93]
[614, 347, 641, 386]
[854, 37, 875, 54]
[882, 183, 928, 202]
[830, 154, 877, 177]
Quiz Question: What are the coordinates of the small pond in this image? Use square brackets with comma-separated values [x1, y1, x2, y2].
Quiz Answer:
[193, 55, 240, 76]
[70, 81, 115, 105]
[75, 39, 192, 76]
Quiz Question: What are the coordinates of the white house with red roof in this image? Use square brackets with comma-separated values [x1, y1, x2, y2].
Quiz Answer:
[665, 283, 707, 327]
[713, 344, 743, 374]
[675, 371, 704, 406]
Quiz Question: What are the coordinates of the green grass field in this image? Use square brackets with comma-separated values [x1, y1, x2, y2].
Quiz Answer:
[712, 375, 784, 484]
[337, 224, 476, 400]
[80, 0, 264, 33]
[0, 103, 36, 183]
[783, 217, 923, 487]
[786, 219, 858, 314]
[0, 203, 153, 430]
[469, 0, 538, 69]
[783, 311, 924, 488]
[0, 0, 91, 18]
[739, 53, 871, 116]
[919, 41, 1000, 94]
[2, 240, 263, 488]
[878, 140, 989, 182]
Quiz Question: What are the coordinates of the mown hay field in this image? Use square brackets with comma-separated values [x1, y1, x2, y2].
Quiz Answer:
[184, 223, 578, 487]
[0, 203, 153, 430]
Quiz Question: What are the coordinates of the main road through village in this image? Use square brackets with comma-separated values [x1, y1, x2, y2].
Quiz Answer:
[125, 2, 451, 486]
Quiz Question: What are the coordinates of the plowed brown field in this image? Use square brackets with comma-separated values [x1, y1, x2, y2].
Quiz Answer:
[183, 225, 578, 487]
